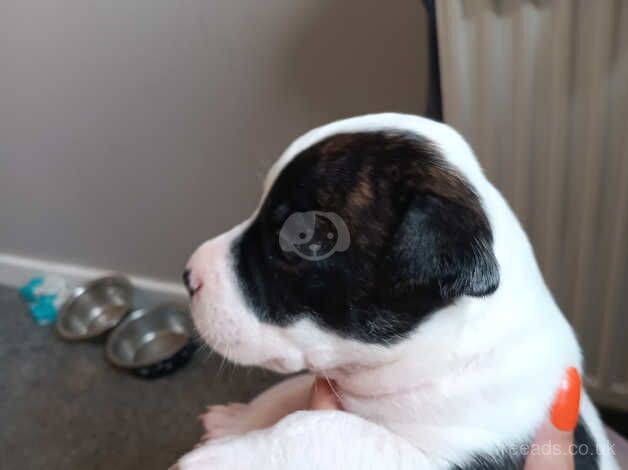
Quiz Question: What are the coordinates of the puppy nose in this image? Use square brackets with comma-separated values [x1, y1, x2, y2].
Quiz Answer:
[182, 269, 201, 296]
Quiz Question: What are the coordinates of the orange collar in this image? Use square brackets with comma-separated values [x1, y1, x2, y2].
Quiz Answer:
[550, 367, 581, 431]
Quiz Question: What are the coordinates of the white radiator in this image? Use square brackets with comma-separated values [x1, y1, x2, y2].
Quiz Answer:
[436, 0, 628, 409]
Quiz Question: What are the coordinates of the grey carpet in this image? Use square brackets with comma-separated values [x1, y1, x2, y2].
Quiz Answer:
[0, 284, 280, 470]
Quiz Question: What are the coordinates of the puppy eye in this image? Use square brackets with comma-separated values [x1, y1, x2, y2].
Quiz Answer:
[299, 232, 307, 239]
[271, 203, 292, 226]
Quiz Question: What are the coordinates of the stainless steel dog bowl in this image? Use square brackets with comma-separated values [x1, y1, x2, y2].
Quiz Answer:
[56, 275, 133, 340]
[105, 303, 195, 378]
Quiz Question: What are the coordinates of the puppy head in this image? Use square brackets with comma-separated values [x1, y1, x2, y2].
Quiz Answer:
[185, 114, 499, 374]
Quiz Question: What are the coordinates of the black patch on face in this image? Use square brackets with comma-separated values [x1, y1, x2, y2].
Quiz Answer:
[451, 416, 599, 470]
[278, 211, 349, 261]
[232, 131, 499, 343]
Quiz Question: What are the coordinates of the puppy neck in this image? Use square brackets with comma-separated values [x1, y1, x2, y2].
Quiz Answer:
[323, 293, 526, 402]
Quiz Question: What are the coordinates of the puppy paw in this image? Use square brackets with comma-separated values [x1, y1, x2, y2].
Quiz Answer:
[198, 402, 250, 441]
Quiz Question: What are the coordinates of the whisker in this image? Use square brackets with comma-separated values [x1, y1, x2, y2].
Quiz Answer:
[323, 374, 344, 404]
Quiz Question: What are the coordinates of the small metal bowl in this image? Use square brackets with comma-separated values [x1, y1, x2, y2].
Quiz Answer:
[105, 303, 195, 378]
[56, 275, 133, 340]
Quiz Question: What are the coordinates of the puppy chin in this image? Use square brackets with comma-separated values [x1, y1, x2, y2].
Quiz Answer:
[205, 339, 305, 374]
[190, 301, 306, 374]
[259, 357, 306, 374]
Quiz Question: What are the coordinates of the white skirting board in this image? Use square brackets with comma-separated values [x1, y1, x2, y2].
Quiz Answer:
[0, 252, 187, 305]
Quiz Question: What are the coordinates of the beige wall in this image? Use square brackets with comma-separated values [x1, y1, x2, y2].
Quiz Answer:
[0, 0, 428, 282]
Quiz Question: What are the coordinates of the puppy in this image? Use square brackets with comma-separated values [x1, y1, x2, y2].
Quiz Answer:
[178, 114, 618, 469]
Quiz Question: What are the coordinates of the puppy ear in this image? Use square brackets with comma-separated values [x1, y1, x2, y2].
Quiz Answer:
[380, 193, 499, 303]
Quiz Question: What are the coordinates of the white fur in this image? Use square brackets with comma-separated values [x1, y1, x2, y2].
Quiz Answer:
[181, 113, 618, 469]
